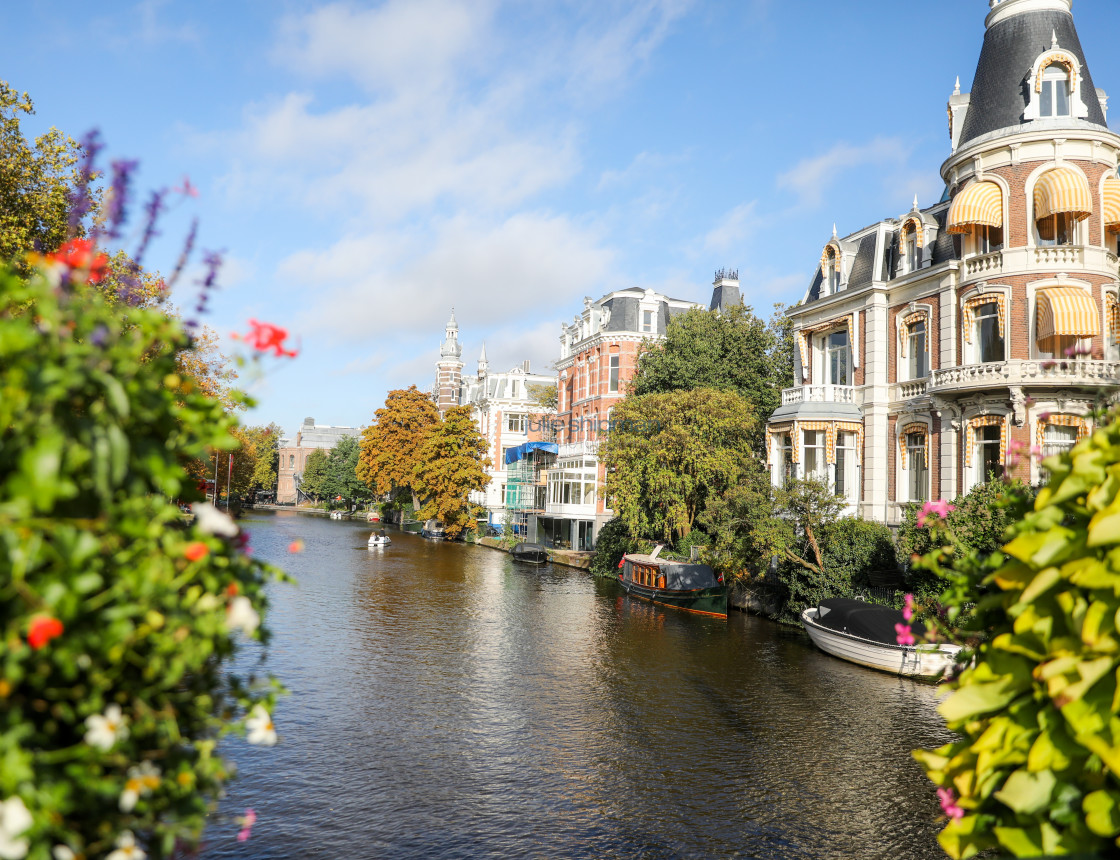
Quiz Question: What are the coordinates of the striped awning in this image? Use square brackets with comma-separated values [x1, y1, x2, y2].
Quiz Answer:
[1034, 168, 1092, 221]
[1104, 176, 1120, 233]
[947, 181, 1003, 234]
[898, 423, 929, 469]
[1036, 288, 1100, 343]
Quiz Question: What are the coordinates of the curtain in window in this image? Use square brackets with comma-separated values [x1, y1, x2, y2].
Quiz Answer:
[797, 315, 857, 374]
[767, 424, 794, 464]
[897, 423, 930, 469]
[962, 294, 1006, 343]
[835, 421, 864, 465]
[965, 415, 1007, 467]
[1107, 293, 1120, 345]
[798, 421, 836, 464]
[1034, 414, 1089, 449]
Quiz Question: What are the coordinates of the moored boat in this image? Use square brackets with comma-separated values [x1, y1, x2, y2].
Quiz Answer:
[511, 542, 548, 564]
[619, 554, 727, 619]
[420, 520, 447, 540]
[801, 598, 961, 680]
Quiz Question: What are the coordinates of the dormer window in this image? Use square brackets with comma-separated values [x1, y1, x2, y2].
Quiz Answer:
[1039, 63, 1072, 118]
[827, 260, 840, 293]
[903, 232, 918, 273]
[641, 310, 654, 333]
[821, 245, 841, 294]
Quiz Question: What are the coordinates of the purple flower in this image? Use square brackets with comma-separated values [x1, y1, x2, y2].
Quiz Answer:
[132, 189, 166, 269]
[105, 158, 140, 241]
[1040, 359, 1058, 370]
[902, 593, 915, 622]
[188, 250, 223, 329]
[89, 324, 109, 347]
[166, 217, 198, 289]
[68, 129, 103, 237]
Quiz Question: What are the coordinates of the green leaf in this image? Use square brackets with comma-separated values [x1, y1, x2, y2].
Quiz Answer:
[1084, 789, 1120, 837]
[939, 676, 1024, 724]
[994, 768, 1057, 815]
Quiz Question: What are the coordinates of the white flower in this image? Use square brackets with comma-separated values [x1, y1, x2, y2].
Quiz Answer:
[0, 796, 31, 860]
[119, 761, 161, 813]
[106, 831, 146, 860]
[191, 502, 239, 537]
[52, 847, 75, 860]
[84, 704, 129, 751]
[245, 705, 277, 746]
[226, 596, 260, 635]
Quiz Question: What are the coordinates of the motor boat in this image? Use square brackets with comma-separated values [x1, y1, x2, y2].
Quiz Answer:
[801, 598, 961, 679]
[368, 531, 391, 548]
[511, 543, 549, 564]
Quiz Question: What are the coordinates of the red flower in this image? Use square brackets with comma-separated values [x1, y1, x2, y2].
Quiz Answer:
[617, 558, 625, 569]
[288, 539, 305, 553]
[28, 615, 64, 650]
[235, 319, 298, 358]
[184, 542, 209, 561]
[50, 238, 109, 284]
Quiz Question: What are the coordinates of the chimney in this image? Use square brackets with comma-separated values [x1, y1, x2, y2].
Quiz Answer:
[523, 359, 531, 372]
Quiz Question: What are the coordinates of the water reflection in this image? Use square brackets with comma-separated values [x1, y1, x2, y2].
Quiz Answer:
[205, 511, 952, 859]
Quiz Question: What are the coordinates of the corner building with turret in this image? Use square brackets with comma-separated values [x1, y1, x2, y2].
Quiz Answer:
[766, 0, 1120, 523]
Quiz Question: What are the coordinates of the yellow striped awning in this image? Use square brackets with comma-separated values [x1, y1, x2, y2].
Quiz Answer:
[1035, 414, 1089, 450]
[898, 423, 929, 469]
[966, 415, 1007, 468]
[1104, 175, 1120, 233]
[1107, 293, 1120, 343]
[947, 181, 1003, 234]
[901, 216, 924, 248]
[1034, 168, 1092, 222]
[1036, 288, 1100, 345]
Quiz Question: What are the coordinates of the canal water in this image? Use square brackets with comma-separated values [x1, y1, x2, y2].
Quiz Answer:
[206, 510, 954, 859]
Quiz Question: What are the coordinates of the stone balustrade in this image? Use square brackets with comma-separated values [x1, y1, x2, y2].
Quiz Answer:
[780, 385, 859, 405]
[929, 359, 1120, 393]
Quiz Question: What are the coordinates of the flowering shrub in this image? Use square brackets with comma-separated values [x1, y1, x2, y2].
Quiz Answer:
[0, 260, 286, 858]
[912, 412, 1120, 858]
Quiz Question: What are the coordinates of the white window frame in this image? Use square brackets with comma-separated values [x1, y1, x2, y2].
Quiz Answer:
[903, 431, 929, 504]
[1042, 423, 1079, 459]
[835, 430, 859, 504]
[969, 424, 1004, 490]
[506, 413, 527, 434]
[641, 309, 655, 333]
[608, 355, 620, 393]
[1039, 63, 1072, 118]
[803, 430, 828, 484]
[819, 329, 851, 387]
[966, 299, 1006, 365]
[906, 320, 929, 381]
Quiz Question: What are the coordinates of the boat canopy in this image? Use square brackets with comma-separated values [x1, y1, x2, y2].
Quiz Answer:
[504, 442, 559, 466]
[814, 598, 928, 645]
[623, 555, 721, 590]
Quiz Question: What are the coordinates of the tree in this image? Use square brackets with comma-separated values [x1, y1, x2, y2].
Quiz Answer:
[0, 82, 83, 269]
[600, 388, 759, 543]
[300, 448, 329, 502]
[413, 405, 491, 538]
[527, 382, 558, 411]
[629, 303, 793, 449]
[324, 436, 371, 508]
[358, 386, 440, 509]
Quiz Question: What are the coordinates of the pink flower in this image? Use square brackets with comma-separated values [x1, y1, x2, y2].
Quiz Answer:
[902, 593, 915, 622]
[937, 788, 965, 820]
[917, 499, 956, 528]
[237, 808, 256, 842]
[1030, 445, 1043, 458]
[1023, 396, 1035, 407]
[895, 623, 916, 646]
[173, 175, 199, 198]
[1040, 359, 1057, 370]
[234, 319, 298, 358]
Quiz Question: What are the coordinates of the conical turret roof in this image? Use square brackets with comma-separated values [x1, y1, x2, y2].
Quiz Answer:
[958, 0, 1107, 148]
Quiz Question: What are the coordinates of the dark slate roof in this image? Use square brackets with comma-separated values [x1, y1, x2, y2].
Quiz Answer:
[958, 9, 1107, 147]
[847, 234, 877, 291]
[603, 296, 638, 332]
[709, 284, 742, 312]
[806, 268, 824, 303]
[929, 210, 959, 266]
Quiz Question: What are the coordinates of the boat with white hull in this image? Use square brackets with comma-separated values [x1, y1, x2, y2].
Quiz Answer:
[801, 599, 961, 680]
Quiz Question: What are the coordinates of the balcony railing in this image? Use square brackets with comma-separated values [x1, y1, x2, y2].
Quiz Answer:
[781, 385, 859, 406]
[1033, 245, 1086, 267]
[556, 440, 600, 459]
[892, 380, 929, 400]
[963, 251, 1003, 279]
[929, 359, 1120, 393]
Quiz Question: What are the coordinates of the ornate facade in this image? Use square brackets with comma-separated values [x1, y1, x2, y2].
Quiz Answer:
[767, 0, 1120, 524]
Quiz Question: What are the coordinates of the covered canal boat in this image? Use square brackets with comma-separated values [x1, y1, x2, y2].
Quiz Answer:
[619, 554, 727, 619]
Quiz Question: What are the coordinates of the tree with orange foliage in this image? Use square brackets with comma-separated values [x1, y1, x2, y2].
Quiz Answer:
[357, 386, 440, 511]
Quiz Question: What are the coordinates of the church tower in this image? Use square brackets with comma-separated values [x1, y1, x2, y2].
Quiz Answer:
[435, 309, 464, 417]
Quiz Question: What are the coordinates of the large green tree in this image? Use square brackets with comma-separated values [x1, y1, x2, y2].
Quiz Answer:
[324, 435, 371, 508]
[413, 405, 491, 538]
[601, 388, 760, 543]
[358, 386, 440, 509]
[0, 82, 83, 269]
[299, 448, 329, 502]
[629, 303, 793, 449]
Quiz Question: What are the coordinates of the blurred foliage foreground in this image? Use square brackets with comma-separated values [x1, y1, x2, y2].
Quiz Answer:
[0, 260, 287, 859]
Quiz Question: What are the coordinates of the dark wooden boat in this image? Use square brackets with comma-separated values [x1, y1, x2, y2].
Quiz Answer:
[420, 519, 446, 540]
[511, 543, 548, 564]
[619, 554, 727, 619]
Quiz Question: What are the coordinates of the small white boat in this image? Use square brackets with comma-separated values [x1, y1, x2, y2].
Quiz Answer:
[801, 598, 961, 680]
[367, 532, 391, 548]
[329, 511, 344, 520]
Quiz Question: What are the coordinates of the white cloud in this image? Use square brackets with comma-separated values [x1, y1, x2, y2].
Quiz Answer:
[276, 212, 616, 341]
[777, 137, 912, 207]
[702, 201, 758, 253]
[274, 0, 494, 95]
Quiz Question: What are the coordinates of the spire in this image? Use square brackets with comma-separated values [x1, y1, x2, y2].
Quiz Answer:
[1051, 29, 1060, 50]
[913, 194, 920, 211]
[832, 223, 838, 238]
[953, 76, 961, 95]
[440, 308, 462, 360]
[477, 343, 489, 377]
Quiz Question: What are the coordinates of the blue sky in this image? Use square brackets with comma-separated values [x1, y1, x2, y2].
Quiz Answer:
[7, 0, 1120, 436]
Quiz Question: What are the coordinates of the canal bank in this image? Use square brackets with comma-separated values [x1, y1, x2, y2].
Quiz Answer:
[209, 509, 954, 859]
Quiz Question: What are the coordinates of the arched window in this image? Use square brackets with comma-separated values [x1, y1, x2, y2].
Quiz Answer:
[1040, 63, 1072, 118]
[1034, 168, 1091, 248]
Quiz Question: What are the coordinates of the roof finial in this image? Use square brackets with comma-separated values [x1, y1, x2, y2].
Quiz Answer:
[953, 76, 961, 95]
[1051, 29, 1060, 50]
[832, 223, 838, 238]
[913, 194, 920, 211]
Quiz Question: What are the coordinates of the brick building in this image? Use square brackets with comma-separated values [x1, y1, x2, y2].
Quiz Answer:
[276, 418, 362, 504]
[535, 274, 739, 549]
[766, 0, 1120, 524]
